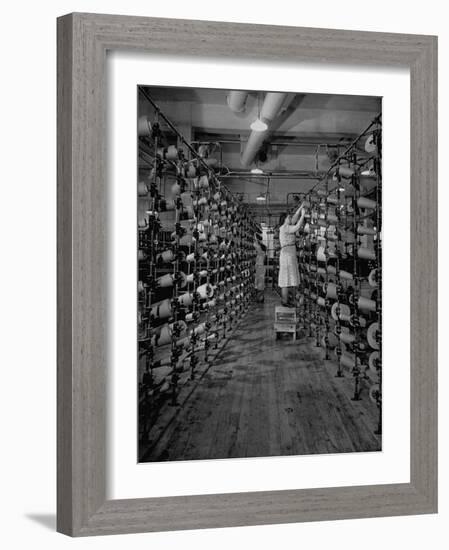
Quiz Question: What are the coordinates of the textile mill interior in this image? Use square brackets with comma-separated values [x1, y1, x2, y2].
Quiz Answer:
[137, 86, 382, 463]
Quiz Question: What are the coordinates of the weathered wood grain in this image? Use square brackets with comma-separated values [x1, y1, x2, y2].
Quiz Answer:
[141, 292, 380, 462]
[57, 12, 437, 536]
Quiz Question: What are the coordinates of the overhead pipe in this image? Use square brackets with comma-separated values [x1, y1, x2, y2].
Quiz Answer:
[240, 129, 269, 167]
[260, 92, 288, 121]
[240, 92, 287, 167]
[227, 91, 249, 113]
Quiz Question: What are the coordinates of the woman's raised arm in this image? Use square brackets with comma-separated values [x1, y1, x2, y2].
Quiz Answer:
[291, 202, 304, 224]
[286, 209, 306, 233]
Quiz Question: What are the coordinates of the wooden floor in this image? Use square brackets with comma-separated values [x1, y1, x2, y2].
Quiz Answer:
[141, 290, 381, 462]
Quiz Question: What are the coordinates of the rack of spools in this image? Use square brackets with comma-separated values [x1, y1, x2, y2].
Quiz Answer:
[137, 88, 260, 443]
[295, 115, 382, 435]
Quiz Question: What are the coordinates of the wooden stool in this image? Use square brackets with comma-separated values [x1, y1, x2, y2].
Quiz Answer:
[274, 306, 298, 341]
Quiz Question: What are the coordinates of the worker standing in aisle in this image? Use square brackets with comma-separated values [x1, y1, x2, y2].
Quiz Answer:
[278, 203, 306, 307]
[254, 235, 267, 303]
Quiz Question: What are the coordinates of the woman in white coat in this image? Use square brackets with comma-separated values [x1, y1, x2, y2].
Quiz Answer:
[278, 204, 306, 306]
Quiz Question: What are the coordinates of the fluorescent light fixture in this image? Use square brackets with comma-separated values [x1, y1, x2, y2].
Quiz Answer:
[251, 167, 264, 174]
[338, 187, 346, 192]
[250, 118, 268, 131]
[256, 193, 266, 201]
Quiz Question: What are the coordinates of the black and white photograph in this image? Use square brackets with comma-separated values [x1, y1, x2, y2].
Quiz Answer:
[137, 86, 382, 463]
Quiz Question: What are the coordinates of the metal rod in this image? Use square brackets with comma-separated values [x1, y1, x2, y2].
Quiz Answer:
[309, 114, 381, 193]
[222, 171, 323, 180]
[139, 87, 258, 223]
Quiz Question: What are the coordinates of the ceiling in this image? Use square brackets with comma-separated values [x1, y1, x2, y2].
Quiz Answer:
[138, 86, 381, 215]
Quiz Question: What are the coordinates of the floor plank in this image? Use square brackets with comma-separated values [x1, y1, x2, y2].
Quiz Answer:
[141, 290, 381, 462]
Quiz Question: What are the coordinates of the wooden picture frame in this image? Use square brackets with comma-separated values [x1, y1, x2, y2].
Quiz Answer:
[57, 12, 438, 536]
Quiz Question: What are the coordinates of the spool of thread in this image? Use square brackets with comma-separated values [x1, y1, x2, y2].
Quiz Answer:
[171, 182, 181, 196]
[337, 165, 354, 179]
[369, 383, 380, 403]
[137, 280, 145, 293]
[186, 252, 195, 263]
[165, 145, 178, 161]
[180, 191, 193, 204]
[365, 134, 377, 153]
[357, 296, 376, 312]
[138, 250, 146, 261]
[368, 351, 380, 372]
[339, 270, 353, 280]
[331, 302, 350, 321]
[317, 296, 326, 307]
[357, 225, 377, 236]
[153, 321, 187, 347]
[187, 163, 198, 178]
[178, 292, 194, 307]
[156, 273, 175, 288]
[324, 282, 338, 300]
[367, 322, 380, 350]
[156, 249, 174, 263]
[317, 246, 327, 262]
[205, 158, 218, 168]
[357, 197, 377, 209]
[138, 181, 149, 197]
[159, 380, 171, 393]
[188, 270, 207, 283]
[198, 175, 209, 189]
[193, 323, 206, 336]
[156, 272, 187, 289]
[179, 234, 194, 247]
[339, 331, 355, 345]
[137, 115, 152, 137]
[358, 247, 376, 260]
[194, 196, 208, 207]
[337, 310, 352, 323]
[368, 269, 378, 287]
[339, 230, 356, 244]
[150, 299, 172, 320]
[340, 352, 361, 370]
[196, 283, 214, 299]
[178, 272, 188, 288]
[355, 315, 367, 328]
[197, 144, 209, 158]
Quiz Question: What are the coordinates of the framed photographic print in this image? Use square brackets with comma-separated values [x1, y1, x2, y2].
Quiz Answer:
[57, 13, 437, 536]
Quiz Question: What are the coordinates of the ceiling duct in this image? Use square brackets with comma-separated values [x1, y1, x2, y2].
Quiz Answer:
[240, 92, 287, 167]
[260, 92, 288, 121]
[240, 128, 268, 167]
[227, 91, 249, 113]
